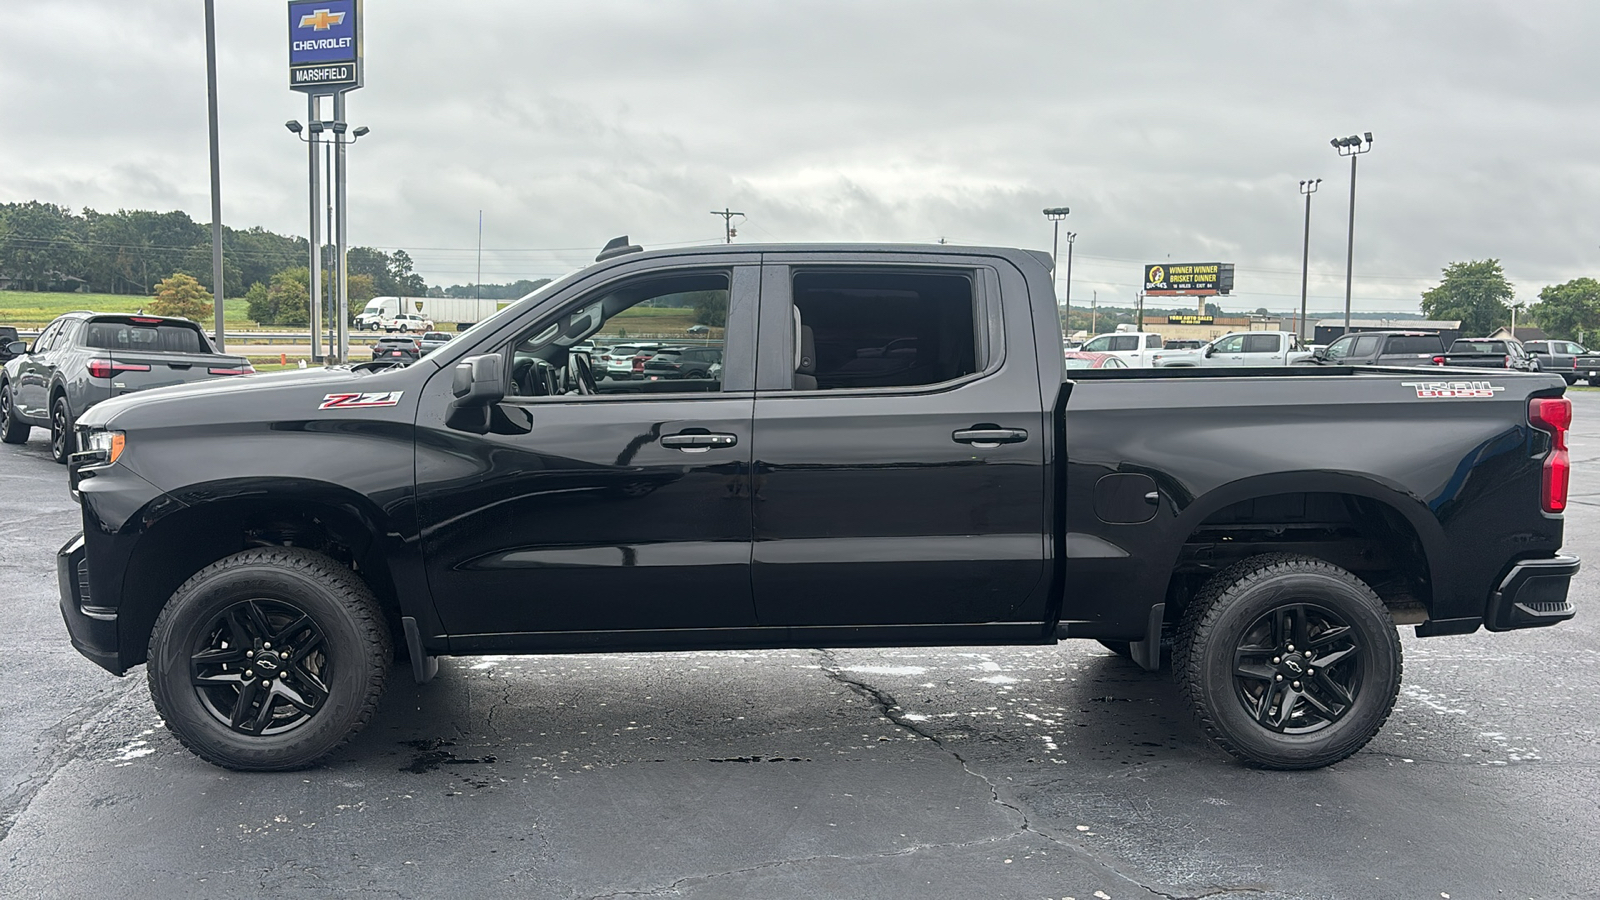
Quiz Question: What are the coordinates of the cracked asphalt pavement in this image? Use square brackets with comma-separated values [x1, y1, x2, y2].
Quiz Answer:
[3, 394, 1599, 898]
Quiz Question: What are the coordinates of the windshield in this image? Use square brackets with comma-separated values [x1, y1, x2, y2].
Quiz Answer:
[361, 299, 386, 313]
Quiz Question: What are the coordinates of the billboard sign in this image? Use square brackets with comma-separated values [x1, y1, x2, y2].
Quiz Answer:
[1144, 262, 1235, 296]
[288, 0, 362, 93]
[1165, 315, 1215, 325]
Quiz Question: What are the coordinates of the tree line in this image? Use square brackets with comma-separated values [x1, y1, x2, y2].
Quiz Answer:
[0, 200, 563, 326]
[1421, 260, 1600, 341]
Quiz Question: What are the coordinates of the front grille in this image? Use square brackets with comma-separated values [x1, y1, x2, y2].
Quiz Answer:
[76, 559, 92, 604]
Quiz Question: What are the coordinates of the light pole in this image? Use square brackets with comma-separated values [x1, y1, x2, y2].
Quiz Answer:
[1042, 208, 1070, 295]
[1062, 231, 1077, 308]
[203, 0, 225, 351]
[286, 118, 369, 363]
[1331, 132, 1374, 336]
[1298, 178, 1321, 341]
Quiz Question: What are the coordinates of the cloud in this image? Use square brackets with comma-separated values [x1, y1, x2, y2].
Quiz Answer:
[3, 0, 1596, 310]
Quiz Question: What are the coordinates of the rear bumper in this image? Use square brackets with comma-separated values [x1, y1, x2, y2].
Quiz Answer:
[57, 532, 124, 675]
[1484, 555, 1580, 632]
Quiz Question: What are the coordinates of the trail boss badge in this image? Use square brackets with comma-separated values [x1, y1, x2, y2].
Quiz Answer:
[1400, 381, 1505, 399]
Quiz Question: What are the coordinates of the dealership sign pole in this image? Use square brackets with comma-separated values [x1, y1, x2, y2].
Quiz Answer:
[288, 1, 362, 363]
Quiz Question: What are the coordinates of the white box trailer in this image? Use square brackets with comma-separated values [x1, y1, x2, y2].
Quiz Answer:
[354, 296, 506, 331]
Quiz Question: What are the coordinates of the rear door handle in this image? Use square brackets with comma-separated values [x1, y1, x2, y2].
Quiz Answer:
[661, 432, 739, 452]
[953, 427, 1028, 447]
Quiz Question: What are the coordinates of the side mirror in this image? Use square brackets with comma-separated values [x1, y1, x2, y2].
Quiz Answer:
[451, 354, 506, 406]
[5, 341, 25, 356]
[1203, 345, 1216, 358]
[1312, 347, 1327, 360]
[447, 354, 507, 435]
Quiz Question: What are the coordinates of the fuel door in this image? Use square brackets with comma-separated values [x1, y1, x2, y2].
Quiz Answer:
[1093, 473, 1159, 525]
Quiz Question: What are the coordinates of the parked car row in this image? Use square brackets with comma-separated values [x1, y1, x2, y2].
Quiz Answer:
[1070, 326, 1592, 381]
[592, 343, 724, 380]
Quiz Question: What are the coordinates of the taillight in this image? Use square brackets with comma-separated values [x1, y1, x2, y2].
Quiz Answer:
[633, 356, 647, 371]
[1432, 356, 1445, 365]
[1505, 356, 1512, 368]
[86, 359, 152, 378]
[129, 316, 162, 324]
[1530, 397, 1572, 513]
[207, 364, 254, 375]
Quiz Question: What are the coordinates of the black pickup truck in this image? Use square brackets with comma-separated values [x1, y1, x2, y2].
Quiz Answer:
[1437, 337, 1541, 372]
[57, 241, 1577, 773]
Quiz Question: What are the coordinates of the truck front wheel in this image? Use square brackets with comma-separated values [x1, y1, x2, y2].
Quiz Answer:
[1173, 553, 1401, 769]
[146, 547, 392, 771]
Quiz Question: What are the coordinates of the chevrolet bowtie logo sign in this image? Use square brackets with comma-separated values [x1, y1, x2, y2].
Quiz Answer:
[299, 9, 345, 30]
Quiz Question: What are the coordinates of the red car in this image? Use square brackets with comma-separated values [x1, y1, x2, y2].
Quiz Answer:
[1063, 351, 1129, 369]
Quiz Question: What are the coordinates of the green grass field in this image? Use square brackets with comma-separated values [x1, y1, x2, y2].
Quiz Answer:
[0, 291, 252, 329]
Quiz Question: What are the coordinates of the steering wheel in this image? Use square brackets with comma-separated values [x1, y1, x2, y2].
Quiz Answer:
[569, 352, 598, 395]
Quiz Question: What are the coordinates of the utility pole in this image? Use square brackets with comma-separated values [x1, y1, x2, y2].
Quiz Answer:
[710, 208, 745, 243]
[1091, 290, 1098, 333]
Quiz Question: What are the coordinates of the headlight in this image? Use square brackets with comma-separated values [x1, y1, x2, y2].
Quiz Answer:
[82, 429, 126, 465]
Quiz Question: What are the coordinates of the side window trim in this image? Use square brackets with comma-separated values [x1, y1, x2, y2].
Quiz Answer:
[758, 262, 1001, 395]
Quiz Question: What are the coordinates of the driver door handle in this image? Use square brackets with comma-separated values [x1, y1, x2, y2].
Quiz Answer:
[661, 432, 739, 452]
[953, 427, 1028, 446]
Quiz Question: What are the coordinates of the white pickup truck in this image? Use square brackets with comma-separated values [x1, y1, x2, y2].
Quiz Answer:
[1151, 330, 1312, 368]
[1079, 330, 1165, 367]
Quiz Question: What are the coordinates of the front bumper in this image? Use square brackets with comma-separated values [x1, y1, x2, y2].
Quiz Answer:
[57, 532, 124, 675]
[1485, 555, 1580, 632]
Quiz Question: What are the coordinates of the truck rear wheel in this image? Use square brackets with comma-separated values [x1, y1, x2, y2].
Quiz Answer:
[1173, 553, 1401, 769]
[146, 547, 392, 771]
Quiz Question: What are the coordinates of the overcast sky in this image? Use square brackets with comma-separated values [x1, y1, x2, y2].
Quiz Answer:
[4, 0, 1597, 315]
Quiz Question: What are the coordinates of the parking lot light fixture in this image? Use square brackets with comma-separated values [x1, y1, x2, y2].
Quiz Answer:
[1298, 178, 1321, 340]
[1042, 207, 1070, 295]
[284, 120, 303, 134]
[1331, 132, 1374, 335]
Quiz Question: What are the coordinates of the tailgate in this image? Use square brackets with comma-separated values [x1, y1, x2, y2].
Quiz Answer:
[90, 350, 253, 393]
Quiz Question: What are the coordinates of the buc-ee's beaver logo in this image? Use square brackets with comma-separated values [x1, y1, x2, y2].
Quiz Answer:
[1146, 265, 1165, 287]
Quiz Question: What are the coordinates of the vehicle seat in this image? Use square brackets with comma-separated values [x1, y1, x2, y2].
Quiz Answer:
[795, 323, 817, 391]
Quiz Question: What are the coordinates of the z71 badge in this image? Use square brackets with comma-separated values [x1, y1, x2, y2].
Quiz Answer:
[1400, 381, 1504, 399]
[318, 391, 404, 410]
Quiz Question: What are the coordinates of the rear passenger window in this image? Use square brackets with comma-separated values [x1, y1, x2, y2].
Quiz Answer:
[1387, 336, 1441, 354]
[1351, 335, 1381, 357]
[791, 270, 978, 390]
[1242, 334, 1279, 353]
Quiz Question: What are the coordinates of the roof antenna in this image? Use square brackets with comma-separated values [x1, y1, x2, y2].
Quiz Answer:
[596, 235, 643, 262]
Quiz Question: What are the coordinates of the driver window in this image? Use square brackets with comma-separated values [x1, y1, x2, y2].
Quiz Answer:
[1325, 337, 1353, 360]
[1214, 334, 1245, 354]
[505, 270, 730, 399]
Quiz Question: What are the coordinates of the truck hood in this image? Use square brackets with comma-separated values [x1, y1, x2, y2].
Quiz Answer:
[78, 361, 436, 430]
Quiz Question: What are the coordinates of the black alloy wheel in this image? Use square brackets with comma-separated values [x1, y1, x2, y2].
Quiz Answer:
[1229, 603, 1362, 734]
[189, 598, 331, 736]
[1174, 553, 1401, 769]
[147, 547, 391, 770]
[0, 383, 29, 444]
[49, 395, 74, 463]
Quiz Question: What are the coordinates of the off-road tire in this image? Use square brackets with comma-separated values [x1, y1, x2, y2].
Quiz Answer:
[1173, 553, 1401, 769]
[146, 547, 392, 771]
[0, 383, 29, 444]
[49, 395, 74, 463]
